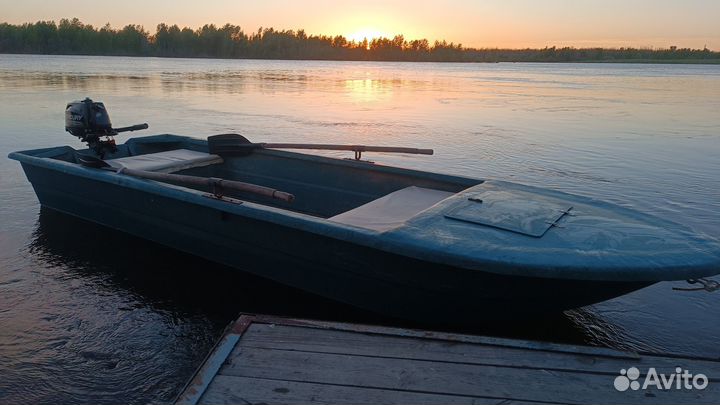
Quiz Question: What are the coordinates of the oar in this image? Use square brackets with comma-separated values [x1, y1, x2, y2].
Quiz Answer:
[77, 155, 294, 202]
[208, 134, 433, 160]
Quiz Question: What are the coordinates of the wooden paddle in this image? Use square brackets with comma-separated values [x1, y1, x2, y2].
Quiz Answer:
[208, 134, 433, 160]
[77, 155, 295, 202]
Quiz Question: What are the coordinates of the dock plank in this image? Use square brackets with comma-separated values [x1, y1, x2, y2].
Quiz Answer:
[238, 323, 720, 376]
[199, 375, 543, 405]
[219, 345, 720, 405]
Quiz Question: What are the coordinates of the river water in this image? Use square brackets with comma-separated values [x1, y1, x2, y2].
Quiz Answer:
[0, 54, 718, 403]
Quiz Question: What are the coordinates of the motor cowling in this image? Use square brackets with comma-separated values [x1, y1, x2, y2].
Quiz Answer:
[65, 98, 115, 139]
[65, 98, 148, 157]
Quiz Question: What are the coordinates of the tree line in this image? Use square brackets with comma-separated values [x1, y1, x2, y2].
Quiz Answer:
[1, 18, 717, 63]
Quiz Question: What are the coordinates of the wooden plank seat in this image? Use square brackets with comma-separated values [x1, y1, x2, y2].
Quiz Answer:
[330, 186, 455, 232]
[106, 149, 223, 173]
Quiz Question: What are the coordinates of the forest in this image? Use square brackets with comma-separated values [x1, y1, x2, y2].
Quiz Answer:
[1, 18, 718, 63]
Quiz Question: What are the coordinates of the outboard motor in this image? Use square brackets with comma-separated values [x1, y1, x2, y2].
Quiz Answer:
[65, 98, 148, 157]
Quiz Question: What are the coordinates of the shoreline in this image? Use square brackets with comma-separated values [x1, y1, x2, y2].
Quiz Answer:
[3, 52, 720, 65]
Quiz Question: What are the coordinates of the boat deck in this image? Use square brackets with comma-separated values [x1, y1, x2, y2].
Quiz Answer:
[175, 314, 720, 405]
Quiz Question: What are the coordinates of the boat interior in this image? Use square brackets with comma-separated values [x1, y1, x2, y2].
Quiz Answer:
[33, 136, 482, 230]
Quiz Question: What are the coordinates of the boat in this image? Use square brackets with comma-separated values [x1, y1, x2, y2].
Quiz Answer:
[8, 99, 720, 324]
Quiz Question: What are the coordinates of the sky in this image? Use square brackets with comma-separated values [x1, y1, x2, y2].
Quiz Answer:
[1, 0, 718, 49]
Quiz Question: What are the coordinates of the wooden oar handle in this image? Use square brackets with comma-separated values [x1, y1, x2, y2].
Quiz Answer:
[210, 177, 295, 202]
[261, 143, 434, 155]
[119, 168, 295, 202]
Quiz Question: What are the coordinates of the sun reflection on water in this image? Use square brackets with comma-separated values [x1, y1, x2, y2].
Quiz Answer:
[344, 77, 393, 102]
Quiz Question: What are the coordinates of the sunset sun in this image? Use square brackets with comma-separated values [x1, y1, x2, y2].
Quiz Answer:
[346, 27, 390, 44]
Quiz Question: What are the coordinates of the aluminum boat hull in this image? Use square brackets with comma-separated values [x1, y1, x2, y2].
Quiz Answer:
[10, 135, 719, 324]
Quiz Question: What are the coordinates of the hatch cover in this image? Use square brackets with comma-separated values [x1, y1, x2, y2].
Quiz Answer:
[444, 190, 573, 237]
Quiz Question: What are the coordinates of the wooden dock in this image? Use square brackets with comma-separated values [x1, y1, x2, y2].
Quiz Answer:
[175, 314, 720, 405]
